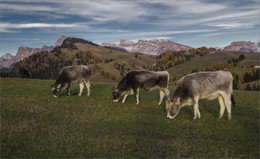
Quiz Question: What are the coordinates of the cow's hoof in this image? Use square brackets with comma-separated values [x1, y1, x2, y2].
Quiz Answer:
[53, 95, 58, 98]
[158, 102, 162, 105]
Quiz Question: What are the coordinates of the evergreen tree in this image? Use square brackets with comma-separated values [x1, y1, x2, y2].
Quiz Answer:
[245, 84, 252, 91]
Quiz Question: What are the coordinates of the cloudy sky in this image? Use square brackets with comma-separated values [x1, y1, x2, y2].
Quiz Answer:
[0, 0, 259, 55]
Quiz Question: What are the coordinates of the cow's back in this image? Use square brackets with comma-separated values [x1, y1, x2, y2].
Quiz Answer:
[81, 65, 92, 78]
[174, 71, 233, 99]
[118, 70, 169, 90]
[58, 65, 91, 83]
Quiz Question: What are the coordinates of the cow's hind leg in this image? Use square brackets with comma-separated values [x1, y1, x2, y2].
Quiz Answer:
[84, 79, 90, 96]
[164, 88, 170, 100]
[222, 94, 232, 120]
[134, 88, 140, 105]
[78, 82, 84, 96]
[158, 90, 165, 105]
[218, 95, 225, 119]
[66, 83, 71, 97]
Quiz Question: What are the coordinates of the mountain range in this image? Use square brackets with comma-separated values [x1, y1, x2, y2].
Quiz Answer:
[223, 41, 260, 52]
[6, 37, 259, 91]
[0, 35, 67, 72]
[1, 35, 259, 73]
[101, 39, 192, 55]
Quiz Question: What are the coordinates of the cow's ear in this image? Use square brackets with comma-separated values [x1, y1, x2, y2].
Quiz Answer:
[176, 97, 180, 105]
[57, 84, 61, 89]
[166, 100, 172, 106]
[112, 87, 118, 92]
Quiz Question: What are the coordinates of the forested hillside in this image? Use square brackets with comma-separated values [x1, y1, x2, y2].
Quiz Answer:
[6, 37, 260, 91]
[10, 38, 155, 82]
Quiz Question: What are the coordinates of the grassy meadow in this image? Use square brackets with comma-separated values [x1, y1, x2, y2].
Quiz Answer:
[1, 78, 259, 158]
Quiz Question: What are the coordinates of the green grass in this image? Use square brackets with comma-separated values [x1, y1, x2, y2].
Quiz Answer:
[1, 78, 259, 158]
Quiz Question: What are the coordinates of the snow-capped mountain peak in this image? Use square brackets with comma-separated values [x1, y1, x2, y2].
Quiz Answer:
[102, 39, 192, 55]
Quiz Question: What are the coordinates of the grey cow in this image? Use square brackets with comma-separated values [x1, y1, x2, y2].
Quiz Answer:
[51, 65, 91, 97]
[112, 70, 170, 105]
[166, 71, 235, 120]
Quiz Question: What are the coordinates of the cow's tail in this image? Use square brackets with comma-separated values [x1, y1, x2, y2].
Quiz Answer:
[89, 68, 92, 75]
[229, 74, 235, 107]
[231, 94, 236, 107]
[166, 71, 170, 99]
[167, 72, 170, 88]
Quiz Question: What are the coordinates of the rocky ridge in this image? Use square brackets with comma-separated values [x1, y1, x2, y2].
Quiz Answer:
[224, 41, 260, 53]
[101, 39, 193, 55]
[0, 35, 67, 72]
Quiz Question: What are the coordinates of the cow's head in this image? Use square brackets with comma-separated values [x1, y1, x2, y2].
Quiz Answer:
[165, 98, 182, 119]
[51, 83, 62, 97]
[112, 87, 123, 102]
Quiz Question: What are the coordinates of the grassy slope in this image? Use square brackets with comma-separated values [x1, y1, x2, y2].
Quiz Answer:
[62, 43, 155, 81]
[1, 78, 259, 158]
[77, 43, 155, 63]
[167, 51, 260, 88]
[167, 52, 259, 76]
[77, 43, 155, 68]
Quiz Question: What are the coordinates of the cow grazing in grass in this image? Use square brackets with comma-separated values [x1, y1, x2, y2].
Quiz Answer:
[112, 70, 170, 105]
[51, 65, 91, 97]
[166, 71, 235, 120]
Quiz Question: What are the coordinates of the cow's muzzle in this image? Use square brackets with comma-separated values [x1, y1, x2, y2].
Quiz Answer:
[167, 113, 175, 119]
[167, 116, 174, 119]
[113, 99, 119, 103]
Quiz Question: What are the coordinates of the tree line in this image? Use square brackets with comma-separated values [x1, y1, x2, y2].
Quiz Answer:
[2, 43, 259, 91]
[153, 47, 216, 71]
[11, 49, 103, 80]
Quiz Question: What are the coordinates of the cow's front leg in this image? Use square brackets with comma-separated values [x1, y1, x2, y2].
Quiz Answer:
[84, 80, 90, 96]
[78, 82, 84, 96]
[66, 84, 71, 97]
[122, 94, 128, 103]
[134, 88, 140, 105]
[192, 98, 200, 120]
